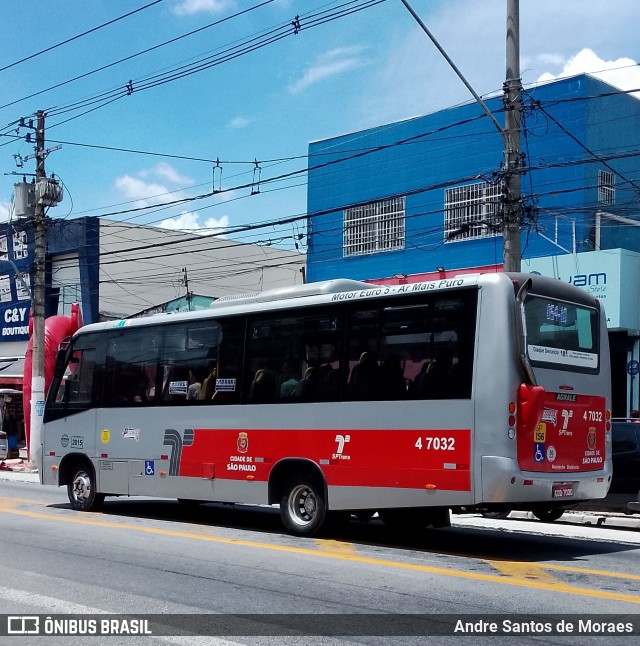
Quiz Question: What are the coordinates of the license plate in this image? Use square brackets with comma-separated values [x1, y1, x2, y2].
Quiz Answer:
[552, 483, 574, 499]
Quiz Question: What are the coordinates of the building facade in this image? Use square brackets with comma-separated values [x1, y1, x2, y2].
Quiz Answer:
[0, 215, 305, 386]
[306, 75, 640, 416]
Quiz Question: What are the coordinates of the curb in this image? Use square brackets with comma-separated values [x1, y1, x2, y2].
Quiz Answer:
[507, 509, 640, 529]
[0, 459, 40, 483]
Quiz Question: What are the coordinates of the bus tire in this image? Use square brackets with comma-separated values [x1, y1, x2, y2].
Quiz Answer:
[532, 507, 564, 522]
[481, 511, 512, 520]
[67, 462, 104, 512]
[280, 478, 326, 536]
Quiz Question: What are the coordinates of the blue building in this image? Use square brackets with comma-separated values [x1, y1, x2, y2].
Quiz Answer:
[307, 74, 640, 281]
[306, 74, 640, 416]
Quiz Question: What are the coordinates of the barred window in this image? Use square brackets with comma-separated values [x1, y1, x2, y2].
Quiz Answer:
[444, 181, 502, 242]
[598, 170, 615, 205]
[343, 197, 405, 257]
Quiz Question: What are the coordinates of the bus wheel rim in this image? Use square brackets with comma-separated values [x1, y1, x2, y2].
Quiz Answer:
[288, 485, 316, 527]
[72, 472, 91, 503]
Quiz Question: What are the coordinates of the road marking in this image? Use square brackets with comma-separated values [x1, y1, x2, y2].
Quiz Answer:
[543, 563, 640, 581]
[314, 539, 359, 554]
[3, 497, 640, 605]
[486, 560, 564, 586]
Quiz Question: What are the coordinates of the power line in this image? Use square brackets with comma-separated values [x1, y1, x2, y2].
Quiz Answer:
[44, 1, 385, 124]
[0, 0, 382, 119]
[0, 0, 166, 74]
[0, 0, 277, 112]
[525, 91, 640, 196]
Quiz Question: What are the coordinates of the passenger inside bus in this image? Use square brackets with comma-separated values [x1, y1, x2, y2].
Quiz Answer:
[414, 348, 453, 399]
[186, 368, 203, 401]
[348, 351, 379, 400]
[379, 354, 407, 399]
[320, 363, 341, 400]
[279, 362, 302, 399]
[200, 362, 218, 400]
[250, 367, 278, 403]
[300, 366, 320, 401]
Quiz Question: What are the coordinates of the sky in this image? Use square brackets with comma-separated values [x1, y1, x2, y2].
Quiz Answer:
[0, 0, 639, 251]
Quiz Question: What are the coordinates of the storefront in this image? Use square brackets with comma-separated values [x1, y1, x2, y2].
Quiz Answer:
[524, 249, 640, 417]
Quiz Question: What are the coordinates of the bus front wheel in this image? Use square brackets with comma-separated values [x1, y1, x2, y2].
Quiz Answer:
[280, 479, 326, 536]
[67, 463, 104, 512]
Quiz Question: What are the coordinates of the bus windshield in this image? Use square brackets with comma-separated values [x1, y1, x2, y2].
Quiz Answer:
[523, 295, 599, 372]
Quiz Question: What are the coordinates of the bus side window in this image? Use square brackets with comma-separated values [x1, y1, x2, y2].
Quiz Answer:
[157, 318, 242, 405]
[60, 349, 95, 404]
[104, 329, 160, 407]
[45, 333, 103, 422]
[346, 293, 476, 402]
[207, 318, 243, 405]
[244, 311, 344, 404]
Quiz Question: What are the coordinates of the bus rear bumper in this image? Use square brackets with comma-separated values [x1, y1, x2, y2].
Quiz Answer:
[481, 456, 611, 504]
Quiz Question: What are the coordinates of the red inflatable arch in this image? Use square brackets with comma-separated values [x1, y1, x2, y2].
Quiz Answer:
[23, 303, 83, 459]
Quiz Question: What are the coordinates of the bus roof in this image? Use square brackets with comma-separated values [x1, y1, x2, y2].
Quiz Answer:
[71, 272, 599, 337]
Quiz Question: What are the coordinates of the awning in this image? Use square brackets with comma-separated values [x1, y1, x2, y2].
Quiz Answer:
[0, 357, 25, 379]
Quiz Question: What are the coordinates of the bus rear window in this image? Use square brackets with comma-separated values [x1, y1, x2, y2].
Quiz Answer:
[523, 295, 599, 371]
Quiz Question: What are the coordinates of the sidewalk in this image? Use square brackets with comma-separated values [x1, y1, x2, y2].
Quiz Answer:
[1, 450, 639, 526]
[0, 444, 39, 483]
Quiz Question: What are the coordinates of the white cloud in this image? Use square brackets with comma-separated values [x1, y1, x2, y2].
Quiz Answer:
[366, 0, 640, 126]
[115, 176, 174, 207]
[536, 49, 640, 98]
[159, 211, 230, 234]
[151, 162, 193, 185]
[289, 46, 365, 94]
[0, 202, 9, 222]
[229, 116, 251, 129]
[172, 0, 231, 16]
[115, 163, 192, 207]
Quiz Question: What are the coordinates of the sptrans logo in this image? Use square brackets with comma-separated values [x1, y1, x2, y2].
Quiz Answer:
[333, 434, 351, 460]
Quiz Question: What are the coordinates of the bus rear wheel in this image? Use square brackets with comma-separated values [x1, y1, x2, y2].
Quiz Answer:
[280, 479, 326, 536]
[481, 511, 512, 519]
[67, 463, 104, 512]
[532, 507, 564, 522]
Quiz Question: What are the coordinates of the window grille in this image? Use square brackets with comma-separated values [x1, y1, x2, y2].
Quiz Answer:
[444, 181, 503, 242]
[343, 197, 405, 257]
[598, 170, 615, 205]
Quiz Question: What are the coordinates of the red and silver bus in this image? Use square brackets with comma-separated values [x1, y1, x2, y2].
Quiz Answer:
[40, 272, 611, 535]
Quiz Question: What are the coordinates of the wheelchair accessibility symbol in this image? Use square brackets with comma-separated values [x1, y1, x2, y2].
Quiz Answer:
[534, 443, 545, 463]
[145, 460, 154, 476]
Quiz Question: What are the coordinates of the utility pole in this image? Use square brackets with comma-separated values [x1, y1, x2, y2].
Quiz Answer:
[28, 109, 46, 470]
[502, 0, 523, 272]
[182, 267, 192, 311]
[400, 0, 524, 271]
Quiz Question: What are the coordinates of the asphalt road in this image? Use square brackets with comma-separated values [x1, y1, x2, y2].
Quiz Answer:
[1, 475, 639, 645]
